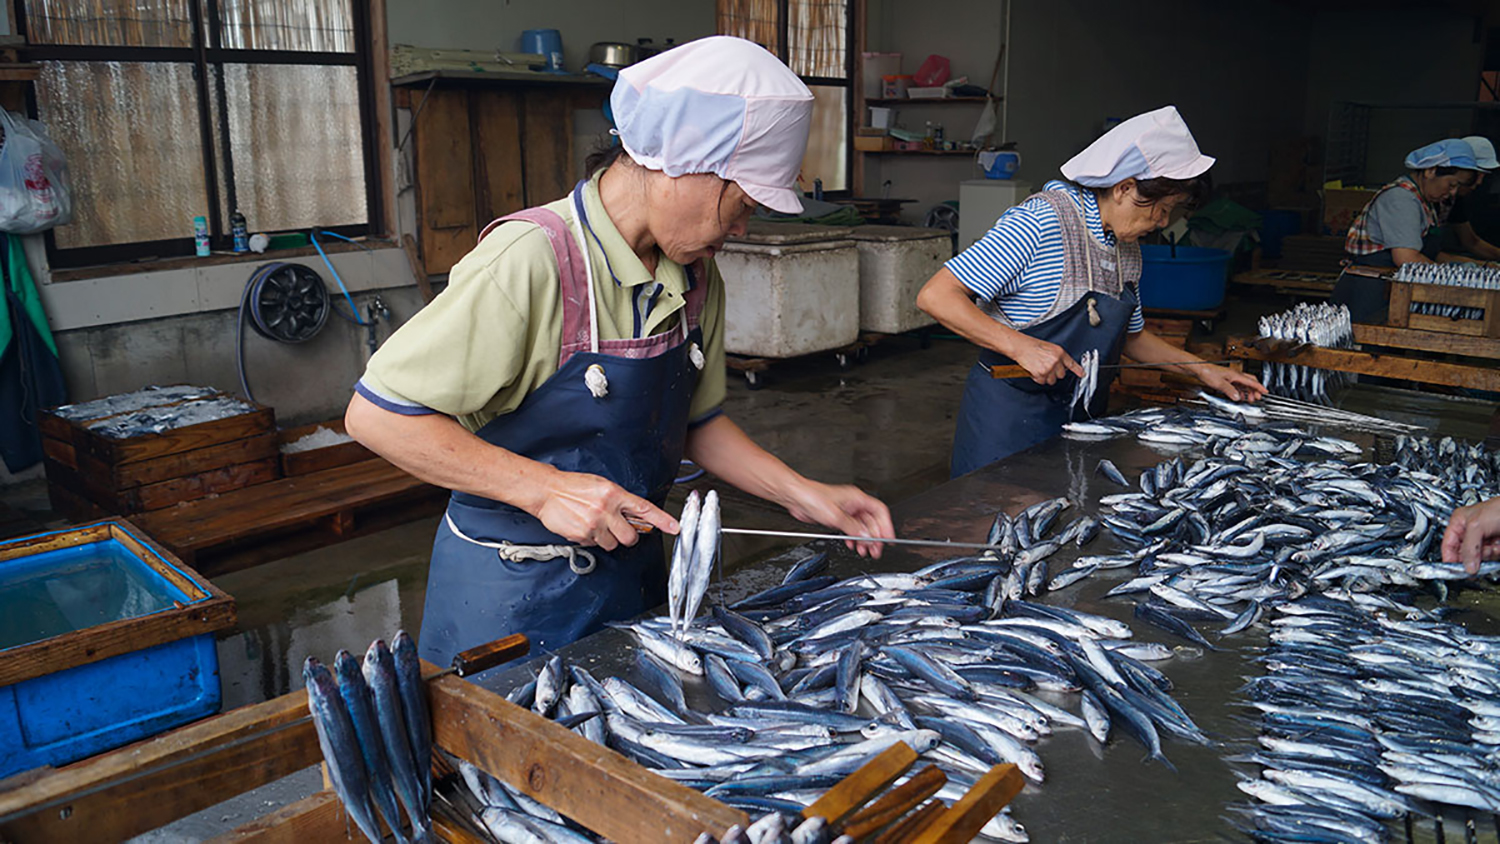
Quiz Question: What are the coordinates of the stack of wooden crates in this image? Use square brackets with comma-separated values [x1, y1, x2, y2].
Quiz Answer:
[38, 386, 279, 522]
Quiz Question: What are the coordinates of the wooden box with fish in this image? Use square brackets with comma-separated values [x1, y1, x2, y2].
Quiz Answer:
[0, 518, 236, 780]
[38, 385, 279, 522]
[0, 631, 750, 844]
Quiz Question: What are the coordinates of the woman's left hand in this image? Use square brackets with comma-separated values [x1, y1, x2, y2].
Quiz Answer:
[784, 480, 895, 559]
[1198, 365, 1267, 403]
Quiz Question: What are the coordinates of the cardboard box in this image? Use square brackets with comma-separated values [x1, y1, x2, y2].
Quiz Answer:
[854, 134, 892, 152]
[1323, 188, 1376, 236]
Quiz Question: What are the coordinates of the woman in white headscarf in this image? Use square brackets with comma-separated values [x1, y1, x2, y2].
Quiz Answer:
[918, 106, 1265, 478]
[345, 37, 893, 664]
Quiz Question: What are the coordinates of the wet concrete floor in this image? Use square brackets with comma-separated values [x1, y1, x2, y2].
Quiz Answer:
[4, 320, 1495, 840]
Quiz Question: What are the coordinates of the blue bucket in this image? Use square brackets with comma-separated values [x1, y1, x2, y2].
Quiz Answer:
[1138, 244, 1230, 311]
[1259, 209, 1302, 260]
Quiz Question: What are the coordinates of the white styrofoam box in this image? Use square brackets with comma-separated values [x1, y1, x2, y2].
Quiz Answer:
[957, 179, 1033, 254]
[717, 236, 859, 359]
[848, 226, 949, 334]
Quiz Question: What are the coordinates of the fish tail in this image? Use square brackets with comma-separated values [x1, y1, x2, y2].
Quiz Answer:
[1143, 749, 1178, 774]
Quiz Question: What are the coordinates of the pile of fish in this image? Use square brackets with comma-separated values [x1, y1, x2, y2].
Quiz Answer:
[305, 631, 434, 844]
[474, 483, 1229, 843]
[1394, 262, 1500, 288]
[1393, 263, 1499, 322]
[1256, 302, 1354, 403]
[51, 384, 220, 421]
[1233, 591, 1500, 842]
[86, 395, 259, 439]
[1063, 398, 1500, 840]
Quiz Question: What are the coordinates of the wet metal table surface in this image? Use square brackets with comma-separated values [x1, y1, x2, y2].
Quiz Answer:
[478, 390, 1498, 843]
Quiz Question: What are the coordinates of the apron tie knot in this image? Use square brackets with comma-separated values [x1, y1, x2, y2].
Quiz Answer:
[688, 341, 705, 370]
[493, 541, 598, 575]
[584, 363, 609, 398]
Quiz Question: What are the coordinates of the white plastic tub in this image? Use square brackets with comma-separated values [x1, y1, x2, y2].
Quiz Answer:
[848, 225, 950, 334]
[717, 224, 859, 359]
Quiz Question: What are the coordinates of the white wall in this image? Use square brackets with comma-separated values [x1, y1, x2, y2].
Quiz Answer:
[384, 0, 715, 72]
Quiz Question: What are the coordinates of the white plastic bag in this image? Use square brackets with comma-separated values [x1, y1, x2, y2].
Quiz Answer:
[0, 109, 71, 234]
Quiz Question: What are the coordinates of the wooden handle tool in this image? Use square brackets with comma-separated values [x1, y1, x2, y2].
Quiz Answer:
[803, 742, 919, 827]
[907, 764, 1025, 844]
[873, 800, 946, 844]
[839, 764, 947, 839]
[425, 633, 530, 680]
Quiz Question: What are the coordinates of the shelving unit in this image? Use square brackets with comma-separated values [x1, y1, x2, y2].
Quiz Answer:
[864, 149, 976, 156]
[864, 96, 995, 105]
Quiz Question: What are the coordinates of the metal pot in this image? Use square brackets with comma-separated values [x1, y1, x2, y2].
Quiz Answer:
[589, 42, 639, 68]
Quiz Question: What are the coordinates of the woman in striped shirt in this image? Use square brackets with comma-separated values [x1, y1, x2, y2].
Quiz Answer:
[917, 106, 1265, 477]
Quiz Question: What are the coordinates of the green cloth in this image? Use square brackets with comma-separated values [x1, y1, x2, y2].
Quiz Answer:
[756, 197, 865, 227]
[1186, 198, 1262, 235]
[0, 235, 56, 358]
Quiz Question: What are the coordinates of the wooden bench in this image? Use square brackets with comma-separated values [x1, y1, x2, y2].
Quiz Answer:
[135, 458, 446, 575]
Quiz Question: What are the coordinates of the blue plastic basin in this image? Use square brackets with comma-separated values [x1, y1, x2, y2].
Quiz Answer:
[0, 534, 223, 778]
[1138, 244, 1230, 311]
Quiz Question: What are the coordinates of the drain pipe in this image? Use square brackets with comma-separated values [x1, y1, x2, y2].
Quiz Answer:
[1001, 0, 1011, 144]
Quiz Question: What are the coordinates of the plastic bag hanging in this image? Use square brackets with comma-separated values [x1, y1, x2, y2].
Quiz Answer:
[0, 109, 71, 234]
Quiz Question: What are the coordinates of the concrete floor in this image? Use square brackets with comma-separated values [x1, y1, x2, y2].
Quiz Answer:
[118, 331, 974, 840]
[8, 311, 1495, 840]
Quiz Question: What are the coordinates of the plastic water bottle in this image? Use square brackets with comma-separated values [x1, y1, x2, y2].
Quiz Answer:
[230, 210, 248, 253]
[193, 216, 210, 257]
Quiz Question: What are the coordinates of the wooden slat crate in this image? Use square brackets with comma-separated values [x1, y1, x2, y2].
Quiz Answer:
[0, 656, 749, 844]
[276, 419, 375, 477]
[39, 387, 280, 522]
[1387, 279, 1500, 338]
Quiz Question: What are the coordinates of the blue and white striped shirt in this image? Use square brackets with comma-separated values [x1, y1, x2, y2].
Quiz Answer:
[947, 180, 1145, 333]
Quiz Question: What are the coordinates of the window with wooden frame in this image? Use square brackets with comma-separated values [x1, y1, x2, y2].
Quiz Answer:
[16, 0, 380, 268]
[718, 0, 852, 193]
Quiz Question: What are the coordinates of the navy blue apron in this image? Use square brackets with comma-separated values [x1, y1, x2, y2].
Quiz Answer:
[950, 190, 1142, 478]
[418, 182, 708, 668]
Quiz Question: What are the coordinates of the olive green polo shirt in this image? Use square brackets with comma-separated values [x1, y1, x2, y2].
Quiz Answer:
[356, 172, 727, 432]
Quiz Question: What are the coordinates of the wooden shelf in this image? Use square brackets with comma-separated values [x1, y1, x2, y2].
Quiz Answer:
[864, 96, 995, 105]
[0, 63, 40, 82]
[861, 149, 977, 156]
[391, 69, 610, 89]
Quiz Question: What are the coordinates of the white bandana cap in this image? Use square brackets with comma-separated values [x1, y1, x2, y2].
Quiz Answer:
[1060, 105, 1215, 187]
[611, 36, 814, 214]
[1462, 136, 1498, 171]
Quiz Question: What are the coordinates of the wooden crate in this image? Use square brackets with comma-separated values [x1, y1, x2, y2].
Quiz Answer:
[39, 388, 279, 521]
[276, 419, 374, 477]
[0, 655, 748, 844]
[1387, 279, 1500, 338]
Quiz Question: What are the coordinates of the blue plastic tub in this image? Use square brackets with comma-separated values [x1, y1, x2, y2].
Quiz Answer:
[1138, 244, 1230, 311]
[0, 522, 232, 779]
[1259, 209, 1302, 260]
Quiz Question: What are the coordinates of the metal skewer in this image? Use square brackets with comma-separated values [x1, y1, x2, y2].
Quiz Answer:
[719, 527, 1000, 551]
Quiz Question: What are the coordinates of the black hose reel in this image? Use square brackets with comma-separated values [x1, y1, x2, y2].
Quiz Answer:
[245, 262, 330, 344]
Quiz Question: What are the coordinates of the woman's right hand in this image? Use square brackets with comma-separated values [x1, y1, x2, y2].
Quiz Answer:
[530, 469, 679, 551]
[1008, 335, 1085, 385]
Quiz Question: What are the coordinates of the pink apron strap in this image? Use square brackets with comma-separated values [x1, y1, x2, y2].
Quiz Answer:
[480, 209, 592, 368]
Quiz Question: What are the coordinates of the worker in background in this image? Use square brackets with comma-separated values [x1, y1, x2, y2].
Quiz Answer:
[916, 106, 1266, 478]
[1443, 497, 1500, 575]
[345, 37, 893, 665]
[1436, 135, 1500, 262]
[1333, 138, 1484, 323]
